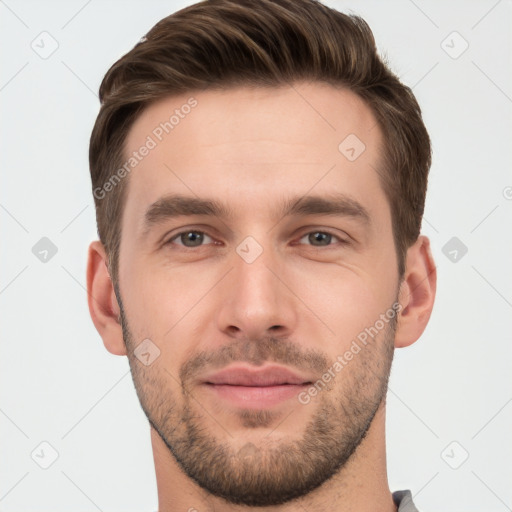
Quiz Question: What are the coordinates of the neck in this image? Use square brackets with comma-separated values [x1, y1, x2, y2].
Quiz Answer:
[152, 401, 397, 512]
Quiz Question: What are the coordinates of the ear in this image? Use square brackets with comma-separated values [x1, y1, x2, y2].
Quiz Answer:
[394, 235, 437, 348]
[86, 241, 127, 356]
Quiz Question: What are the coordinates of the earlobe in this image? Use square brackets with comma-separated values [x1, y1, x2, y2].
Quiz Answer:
[394, 235, 437, 348]
[86, 241, 127, 356]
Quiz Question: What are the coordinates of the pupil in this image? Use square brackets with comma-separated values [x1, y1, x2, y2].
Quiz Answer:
[183, 231, 203, 246]
[310, 232, 330, 246]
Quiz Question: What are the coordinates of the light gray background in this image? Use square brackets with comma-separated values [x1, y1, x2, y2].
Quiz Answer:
[1, 1, 511, 511]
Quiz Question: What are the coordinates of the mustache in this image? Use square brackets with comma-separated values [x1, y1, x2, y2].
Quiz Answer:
[179, 337, 330, 384]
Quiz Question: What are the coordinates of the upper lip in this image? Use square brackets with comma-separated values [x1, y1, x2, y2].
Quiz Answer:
[202, 365, 314, 386]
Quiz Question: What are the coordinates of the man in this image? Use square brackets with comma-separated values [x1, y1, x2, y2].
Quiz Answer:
[86, 0, 436, 510]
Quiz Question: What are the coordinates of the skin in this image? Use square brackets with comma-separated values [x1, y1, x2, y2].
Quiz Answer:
[87, 82, 436, 512]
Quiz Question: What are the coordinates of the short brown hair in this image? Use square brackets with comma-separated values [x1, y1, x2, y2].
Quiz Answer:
[89, 0, 431, 286]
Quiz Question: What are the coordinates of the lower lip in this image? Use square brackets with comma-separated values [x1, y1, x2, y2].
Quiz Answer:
[203, 383, 309, 408]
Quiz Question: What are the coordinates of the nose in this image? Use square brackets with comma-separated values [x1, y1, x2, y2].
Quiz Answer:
[215, 242, 298, 341]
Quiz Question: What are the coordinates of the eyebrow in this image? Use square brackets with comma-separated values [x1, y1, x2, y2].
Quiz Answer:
[141, 192, 371, 238]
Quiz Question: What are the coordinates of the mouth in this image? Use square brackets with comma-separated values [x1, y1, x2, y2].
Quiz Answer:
[201, 365, 313, 408]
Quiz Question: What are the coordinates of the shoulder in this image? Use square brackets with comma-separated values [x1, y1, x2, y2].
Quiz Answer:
[393, 489, 420, 512]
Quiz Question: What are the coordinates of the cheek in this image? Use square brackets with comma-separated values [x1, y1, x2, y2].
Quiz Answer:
[122, 262, 213, 342]
[289, 259, 397, 348]
[120, 228, 398, 354]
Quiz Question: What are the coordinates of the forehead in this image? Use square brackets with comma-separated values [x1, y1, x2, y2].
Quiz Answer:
[122, 83, 387, 227]
[126, 83, 381, 156]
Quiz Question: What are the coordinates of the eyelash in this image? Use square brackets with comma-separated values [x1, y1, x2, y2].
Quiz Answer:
[164, 229, 350, 249]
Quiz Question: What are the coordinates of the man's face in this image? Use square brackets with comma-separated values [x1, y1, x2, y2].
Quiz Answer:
[116, 83, 400, 506]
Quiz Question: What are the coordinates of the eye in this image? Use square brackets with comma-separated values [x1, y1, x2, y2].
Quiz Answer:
[297, 230, 348, 247]
[167, 230, 214, 248]
[164, 229, 348, 250]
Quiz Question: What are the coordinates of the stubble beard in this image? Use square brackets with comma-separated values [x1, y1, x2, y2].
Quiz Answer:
[117, 295, 396, 507]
